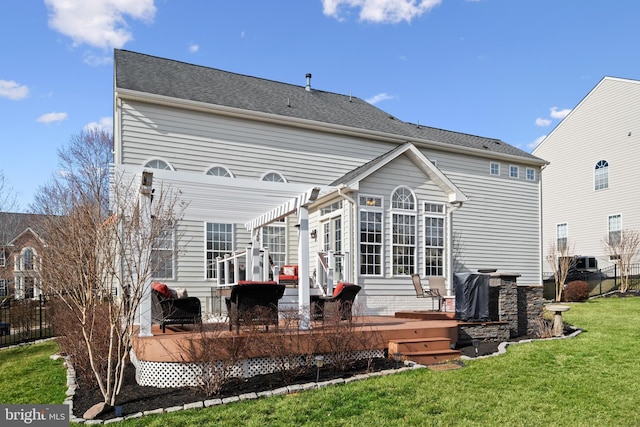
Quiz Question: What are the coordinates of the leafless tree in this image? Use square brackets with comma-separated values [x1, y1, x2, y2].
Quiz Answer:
[603, 228, 640, 293]
[34, 129, 186, 407]
[545, 239, 576, 302]
[0, 170, 18, 213]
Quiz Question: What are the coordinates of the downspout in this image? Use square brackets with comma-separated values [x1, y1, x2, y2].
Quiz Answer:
[447, 201, 464, 296]
[538, 164, 547, 287]
[338, 186, 358, 285]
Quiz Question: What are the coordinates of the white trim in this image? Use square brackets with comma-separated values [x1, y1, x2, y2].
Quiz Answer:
[205, 164, 234, 178]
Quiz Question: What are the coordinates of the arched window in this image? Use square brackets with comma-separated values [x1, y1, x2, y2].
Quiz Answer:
[22, 248, 34, 270]
[206, 166, 233, 177]
[261, 171, 286, 182]
[144, 159, 173, 170]
[594, 160, 608, 190]
[391, 187, 416, 275]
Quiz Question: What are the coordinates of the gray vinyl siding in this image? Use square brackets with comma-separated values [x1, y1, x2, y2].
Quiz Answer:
[119, 101, 393, 182]
[534, 77, 640, 269]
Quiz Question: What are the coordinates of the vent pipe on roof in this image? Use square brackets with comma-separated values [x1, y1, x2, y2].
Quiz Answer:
[305, 73, 312, 92]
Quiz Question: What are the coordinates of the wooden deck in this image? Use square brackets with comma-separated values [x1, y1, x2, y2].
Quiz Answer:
[131, 312, 460, 366]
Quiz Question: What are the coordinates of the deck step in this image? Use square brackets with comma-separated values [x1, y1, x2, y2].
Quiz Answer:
[388, 337, 452, 354]
[398, 349, 461, 366]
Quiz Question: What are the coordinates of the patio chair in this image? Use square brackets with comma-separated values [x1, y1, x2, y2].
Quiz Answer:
[314, 283, 361, 323]
[151, 289, 202, 333]
[225, 281, 286, 334]
[411, 274, 443, 311]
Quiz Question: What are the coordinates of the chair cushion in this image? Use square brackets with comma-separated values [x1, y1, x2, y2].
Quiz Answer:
[282, 265, 298, 276]
[333, 282, 347, 296]
[152, 282, 173, 299]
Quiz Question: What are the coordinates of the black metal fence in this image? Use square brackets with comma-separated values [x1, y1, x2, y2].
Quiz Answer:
[0, 294, 55, 348]
[543, 263, 640, 300]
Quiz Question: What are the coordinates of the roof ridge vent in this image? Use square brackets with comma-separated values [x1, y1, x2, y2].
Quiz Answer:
[305, 73, 312, 92]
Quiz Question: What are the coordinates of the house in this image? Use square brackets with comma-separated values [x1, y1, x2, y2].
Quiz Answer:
[0, 212, 46, 301]
[533, 76, 640, 272]
[113, 50, 547, 319]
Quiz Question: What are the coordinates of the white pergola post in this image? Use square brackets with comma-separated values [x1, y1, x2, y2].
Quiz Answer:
[297, 206, 311, 330]
[138, 171, 154, 337]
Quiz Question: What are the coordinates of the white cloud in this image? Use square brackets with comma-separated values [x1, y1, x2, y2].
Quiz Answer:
[84, 116, 113, 133]
[550, 106, 571, 120]
[366, 92, 395, 104]
[45, 0, 156, 50]
[37, 112, 68, 124]
[0, 80, 30, 100]
[536, 117, 552, 127]
[322, 0, 442, 24]
[188, 42, 199, 53]
[528, 135, 547, 151]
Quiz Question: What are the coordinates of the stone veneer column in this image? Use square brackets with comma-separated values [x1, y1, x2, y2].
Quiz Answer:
[489, 272, 521, 338]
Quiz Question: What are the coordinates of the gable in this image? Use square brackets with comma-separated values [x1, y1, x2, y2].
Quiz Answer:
[331, 142, 467, 203]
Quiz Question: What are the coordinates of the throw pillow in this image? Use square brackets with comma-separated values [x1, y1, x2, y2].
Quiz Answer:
[152, 282, 173, 299]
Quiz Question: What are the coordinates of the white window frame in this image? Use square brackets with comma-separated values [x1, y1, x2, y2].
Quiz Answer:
[0, 279, 7, 297]
[490, 162, 500, 176]
[391, 186, 417, 276]
[595, 160, 609, 191]
[424, 202, 445, 277]
[526, 168, 536, 181]
[262, 221, 287, 269]
[509, 165, 519, 178]
[206, 223, 234, 280]
[358, 194, 384, 276]
[608, 214, 621, 246]
[151, 221, 175, 280]
[556, 223, 568, 252]
[260, 171, 287, 182]
[144, 158, 174, 170]
[206, 165, 234, 177]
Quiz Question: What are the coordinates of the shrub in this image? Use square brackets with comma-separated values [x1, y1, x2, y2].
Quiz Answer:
[563, 280, 590, 302]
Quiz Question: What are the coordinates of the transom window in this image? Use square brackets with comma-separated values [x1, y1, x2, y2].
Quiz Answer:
[144, 159, 172, 170]
[608, 214, 621, 246]
[424, 202, 445, 277]
[359, 195, 383, 275]
[556, 223, 568, 252]
[261, 172, 286, 182]
[206, 223, 234, 280]
[490, 162, 500, 176]
[595, 160, 609, 190]
[206, 166, 233, 177]
[391, 187, 416, 275]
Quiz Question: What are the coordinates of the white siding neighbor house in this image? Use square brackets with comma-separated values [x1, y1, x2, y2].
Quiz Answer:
[113, 50, 547, 318]
[533, 76, 640, 272]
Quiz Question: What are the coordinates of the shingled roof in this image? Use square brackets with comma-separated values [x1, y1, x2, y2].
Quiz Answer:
[115, 49, 543, 162]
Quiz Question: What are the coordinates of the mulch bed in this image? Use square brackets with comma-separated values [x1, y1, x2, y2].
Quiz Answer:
[72, 337, 533, 421]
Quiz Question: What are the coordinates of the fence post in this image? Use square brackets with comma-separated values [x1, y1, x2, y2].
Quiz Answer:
[39, 294, 43, 339]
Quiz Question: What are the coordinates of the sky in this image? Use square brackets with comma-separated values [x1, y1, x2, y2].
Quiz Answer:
[1, 0, 639, 212]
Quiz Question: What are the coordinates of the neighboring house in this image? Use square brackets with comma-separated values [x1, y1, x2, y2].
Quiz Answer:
[113, 50, 547, 316]
[533, 76, 640, 272]
[0, 212, 46, 300]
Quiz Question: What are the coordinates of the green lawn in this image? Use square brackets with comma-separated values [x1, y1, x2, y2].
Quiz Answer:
[0, 340, 67, 404]
[3, 298, 640, 426]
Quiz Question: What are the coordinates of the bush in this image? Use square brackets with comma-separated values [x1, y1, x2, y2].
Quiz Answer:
[563, 280, 590, 302]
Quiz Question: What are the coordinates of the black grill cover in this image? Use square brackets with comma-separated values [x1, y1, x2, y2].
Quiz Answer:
[454, 273, 490, 321]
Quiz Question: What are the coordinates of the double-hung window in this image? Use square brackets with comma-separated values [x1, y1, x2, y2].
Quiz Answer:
[424, 203, 445, 277]
[391, 187, 416, 275]
[206, 223, 233, 280]
[608, 214, 621, 246]
[262, 221, 286, 268]
[359, 195, 383, 276]
[556, 223, 568, 252]
[0, 279, 6, 297]
[151, 221, 174, 279]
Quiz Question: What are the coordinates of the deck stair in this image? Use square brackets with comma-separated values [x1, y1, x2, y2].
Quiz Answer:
[388, 336, 460, 365]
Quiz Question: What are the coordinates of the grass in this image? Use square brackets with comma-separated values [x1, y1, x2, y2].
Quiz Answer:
[0, 339, 67, 404]
[3, 298, 640, 426]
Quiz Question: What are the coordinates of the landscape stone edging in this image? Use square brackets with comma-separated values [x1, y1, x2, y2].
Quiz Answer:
[64, 359, 424, 424]
[459, 326, 583, 361]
